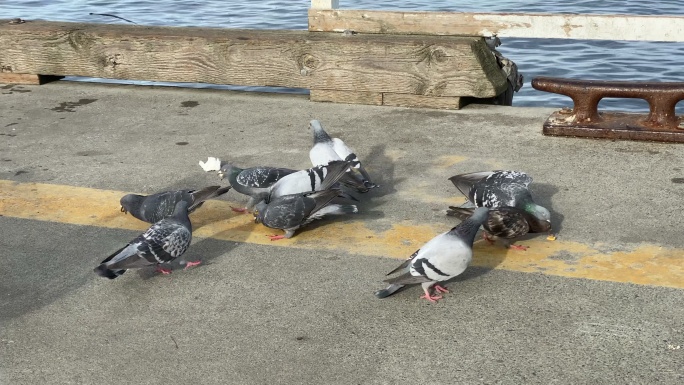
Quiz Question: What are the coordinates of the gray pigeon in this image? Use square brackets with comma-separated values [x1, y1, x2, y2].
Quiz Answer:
[448, 170, 551, 250]
[120, 185, 231, 223]
[95, 201, 194, 279]
[254, 188, 358, 240]
[218, 164, 296, 212]
[375, 207, 489, 302]
[308, 120, 378, 192]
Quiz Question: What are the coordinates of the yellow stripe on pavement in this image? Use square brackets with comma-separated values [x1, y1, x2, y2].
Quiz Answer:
[0, 179, 682, 289]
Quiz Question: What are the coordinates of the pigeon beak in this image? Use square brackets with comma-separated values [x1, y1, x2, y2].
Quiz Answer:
[218, 171, 225, 180]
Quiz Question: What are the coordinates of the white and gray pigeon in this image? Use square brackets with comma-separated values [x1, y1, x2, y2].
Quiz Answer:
[254, 188, 358, 241]
[218, 164, 296, 212]
[308, 119, 378, 192]
[266, 160, 357, 203]
[120, 185, 231, 224]
[448, 170, 552, 250]
[94, 201, 195, 279]
[375, 207, 490, 302]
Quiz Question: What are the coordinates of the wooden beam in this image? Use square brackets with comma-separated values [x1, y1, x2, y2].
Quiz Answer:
[0, 73, 62, 85]
[0, 20, 507, 98]
[382, 93, 463, 109]
[310, 89, 382, 105]
[308, 9, 684, 42]
[311, 0, 339, 10]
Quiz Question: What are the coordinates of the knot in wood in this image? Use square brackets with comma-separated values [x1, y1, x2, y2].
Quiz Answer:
[298, 54, 319, 76]
[67, 30, 93, 52]
[429, 48, 448, 64]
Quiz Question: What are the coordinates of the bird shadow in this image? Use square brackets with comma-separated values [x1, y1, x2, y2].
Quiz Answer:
[348, 143, 404, 213]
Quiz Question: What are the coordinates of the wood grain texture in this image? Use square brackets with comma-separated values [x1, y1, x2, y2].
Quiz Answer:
[310, 89, 382, 105]
[382, 93, 463, 109]
[0, 73, 62, 85]
[308, 9, 684, 42]
[0, 20, 507, 98]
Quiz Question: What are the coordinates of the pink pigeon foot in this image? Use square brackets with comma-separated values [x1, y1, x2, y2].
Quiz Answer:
[433, 284, 449, 293]
[482, 232, 496, 245]
[184, 260, 202, 270]
[420, 293, 443, 303]
[155, 266, 172, 275]
[231, 206, 248, 213]
[509, 244, 529, 251]
[267, 234, 285, 241]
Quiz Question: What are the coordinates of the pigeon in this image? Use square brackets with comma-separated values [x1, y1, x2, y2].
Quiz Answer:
[308, 120, 378, 192]
[218, 164, 296, 212]
[267, 160, 357, 203]
[254, 188, 358, 241]
[95, 201, 195, 279]
[375, 207, 490, 302]
[448, 170, 552, 250]
[120, 185, 231, 224]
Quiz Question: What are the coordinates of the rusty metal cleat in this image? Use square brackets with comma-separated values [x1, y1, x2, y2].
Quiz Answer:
[532, 77, 684, 143]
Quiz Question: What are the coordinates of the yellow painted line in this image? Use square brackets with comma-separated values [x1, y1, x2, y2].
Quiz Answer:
[0, 179, 683, 289]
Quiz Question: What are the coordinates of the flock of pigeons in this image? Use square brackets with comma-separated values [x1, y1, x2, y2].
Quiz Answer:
[94, 120, 552, 302]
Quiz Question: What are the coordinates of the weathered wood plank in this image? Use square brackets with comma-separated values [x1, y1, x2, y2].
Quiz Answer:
[308, 9, 684, 42]
[0, 20, 507, 98]
[310, 89, 382, 105]
[311, 0, 339, 10]
[382, 93, 463, 110]
[0, 73, 62, 85]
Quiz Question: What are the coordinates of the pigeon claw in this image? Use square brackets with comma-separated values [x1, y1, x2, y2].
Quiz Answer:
[433, 284, 449, 293]
[231, 206, 249, 213]
[420, 293, 443, 303]
[155, 266, 173, 275]
[267, 234, 286, 241]
[183, 260, 202, 270]
[509, 244, 529, 251]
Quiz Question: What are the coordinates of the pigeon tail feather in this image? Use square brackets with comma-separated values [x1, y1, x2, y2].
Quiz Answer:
[319, 160, 353, 190]
[93, 264, 126, 279]
[374, 284, 405, 299]
[189, 185, 231, 212]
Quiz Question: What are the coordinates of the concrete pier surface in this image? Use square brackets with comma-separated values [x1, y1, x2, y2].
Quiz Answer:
[1, 81, 682, 384]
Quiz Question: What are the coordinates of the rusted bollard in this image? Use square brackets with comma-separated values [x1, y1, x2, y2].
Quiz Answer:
[532, 77, 684, 142]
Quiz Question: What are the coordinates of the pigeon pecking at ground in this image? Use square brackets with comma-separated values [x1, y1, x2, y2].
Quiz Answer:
[253, 159, 357, 240]
[375, 207, 491, 302]
[447, 206, 541, 249]
[447, 170, 552, 250]
[308, 119, 378, 192]
[253, 188, 358, 241]
[95, 201, 196, 279]
[218, 164, 296, 213]
[120, 185, 231, 223]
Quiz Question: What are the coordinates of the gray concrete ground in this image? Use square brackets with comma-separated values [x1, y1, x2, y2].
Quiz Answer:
[1, 81, 683, 384]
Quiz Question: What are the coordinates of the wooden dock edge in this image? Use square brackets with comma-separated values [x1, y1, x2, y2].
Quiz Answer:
[0, 19, 509, 109]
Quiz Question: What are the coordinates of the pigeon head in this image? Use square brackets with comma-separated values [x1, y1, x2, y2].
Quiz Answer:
[309, 120, 332, 144]
[525, 203, 552, 232]
[253, 201, 267, 224]
[218, 163, 239, 180]
[120, 194, 145, 215]
[173, 200, 190, 214]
